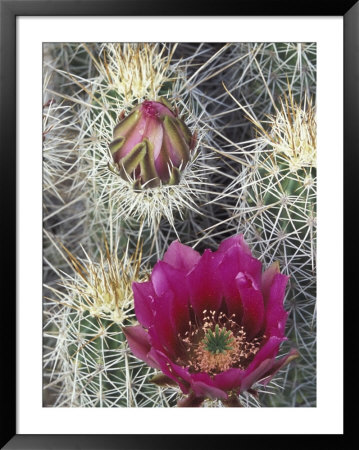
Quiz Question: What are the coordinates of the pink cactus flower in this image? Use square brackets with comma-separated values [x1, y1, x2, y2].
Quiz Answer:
[124, 235, 298, 407]
[109, 100, 195, 189]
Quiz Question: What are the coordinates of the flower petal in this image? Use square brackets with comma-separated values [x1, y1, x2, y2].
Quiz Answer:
[261, 261, 280, 306]
[259, 348, 299, 385]
[147, 290, 182, 359]
[264, 273, 289, 338]
[144, 115, 163, 161]
[240, 358, 275, 393]
[235, 272, 265, 339]
[187, 372, 228, 400]
[132, 281, 155, 328]
[191, 381, 227, 400]
[123, 325, 159, 369]
[246, 335, 285, 374]
[115, 114, 148, 160]
[240, 348, 299, 393]
[153, 353, 227, 401]
[162, 240, 201, 272]
[152, 350, 191, 393]
[186, 249, 223, 318]
[154, 140, 171, 181]
[216, 247, 245, 319]
[151, 261, 190, 335]
[148, 264, 189, 358]
[217, 243, 262, 317]
[217, 233, 252, 256]
[162, 115, 190, 167]
[213, 367, 246, 392]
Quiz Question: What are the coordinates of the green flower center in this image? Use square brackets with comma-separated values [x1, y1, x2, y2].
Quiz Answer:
[202, 324, 234, 355]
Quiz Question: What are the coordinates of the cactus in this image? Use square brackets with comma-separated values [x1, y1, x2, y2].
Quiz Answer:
[43, 240, 181, 407]
[215, 55, 317, 407]
[231, 42, 316, 117]
[225, 90, 316, 279]
[43, 42, 317, 408]
[43, 44, 232, 407]
[45, 44, 221, 253]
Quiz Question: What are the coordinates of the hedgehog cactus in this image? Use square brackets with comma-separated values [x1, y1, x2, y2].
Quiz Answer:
[52, 309, 179, 407]
[248, 93, 316, 250]
[44, 243, 180, 407]
[231, 42, 316, 119]
[239, 92, 316, 275]
[218, 88, 317, 407]
[43, 42, 317, 408]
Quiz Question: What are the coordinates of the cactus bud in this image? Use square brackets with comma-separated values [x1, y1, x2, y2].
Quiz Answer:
[110, 100, 194, 189]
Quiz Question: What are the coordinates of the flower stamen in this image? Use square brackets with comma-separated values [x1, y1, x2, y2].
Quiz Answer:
[177, 310, 264, 375]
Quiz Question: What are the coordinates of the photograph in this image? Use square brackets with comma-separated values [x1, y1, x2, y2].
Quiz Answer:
[2, 1, 353, 445]
[42, 42, 316, 408]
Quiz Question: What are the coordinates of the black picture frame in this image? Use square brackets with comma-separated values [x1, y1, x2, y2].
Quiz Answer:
[1, 1, 356, 448]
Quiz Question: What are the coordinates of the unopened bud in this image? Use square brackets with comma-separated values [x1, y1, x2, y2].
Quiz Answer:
[109, 100, 195, 189]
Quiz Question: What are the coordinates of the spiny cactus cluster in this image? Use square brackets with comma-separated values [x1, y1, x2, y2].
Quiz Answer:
[230, 43, 316, 116]
[215, 45, 317, 407]
[43, 241, 180, 407]
[43, 42, 317, 408]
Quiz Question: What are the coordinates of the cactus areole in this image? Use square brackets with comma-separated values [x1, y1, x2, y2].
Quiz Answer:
[109, 100, 195, 189]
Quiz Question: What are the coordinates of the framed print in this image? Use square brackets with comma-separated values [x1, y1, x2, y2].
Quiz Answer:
[1, 0, 356, 448]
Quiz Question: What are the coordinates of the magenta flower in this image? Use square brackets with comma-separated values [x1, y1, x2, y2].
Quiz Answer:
[124, 235, 298, 407]
[109, 100, 195, 188]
